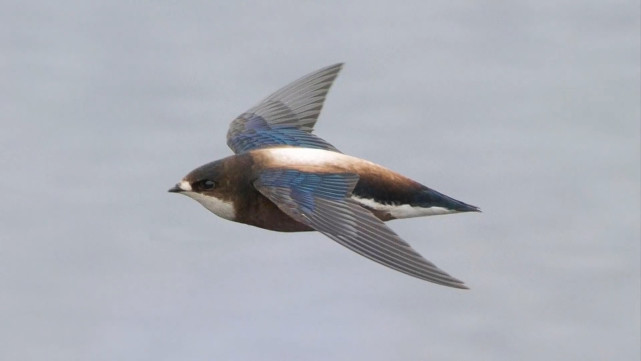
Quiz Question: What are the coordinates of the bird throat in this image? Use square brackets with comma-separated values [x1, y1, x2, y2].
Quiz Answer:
[183, 191, 236, 221]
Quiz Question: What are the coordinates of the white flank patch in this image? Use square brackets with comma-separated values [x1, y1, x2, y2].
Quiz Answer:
[182, 191, 236, 221]
[351, 196, 456, 219]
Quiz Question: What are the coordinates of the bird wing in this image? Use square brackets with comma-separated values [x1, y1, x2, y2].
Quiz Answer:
[227, 63, 343, 154]
[253, 169, 468, 289]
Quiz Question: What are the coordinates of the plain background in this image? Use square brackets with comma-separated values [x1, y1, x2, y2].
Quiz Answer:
[2, 1, 639, 360]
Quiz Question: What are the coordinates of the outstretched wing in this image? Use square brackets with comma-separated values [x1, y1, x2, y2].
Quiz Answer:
[227, 63, 343, 154]
[254, 169, 468, 289]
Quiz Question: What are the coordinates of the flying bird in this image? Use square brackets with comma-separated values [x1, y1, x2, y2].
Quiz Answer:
[169, 64, 479, 288]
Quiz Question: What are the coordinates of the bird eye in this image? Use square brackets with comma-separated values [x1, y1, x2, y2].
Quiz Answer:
[202, 180, 216, 190]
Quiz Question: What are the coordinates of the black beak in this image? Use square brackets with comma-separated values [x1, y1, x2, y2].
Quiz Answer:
[168, 184, 183, 193]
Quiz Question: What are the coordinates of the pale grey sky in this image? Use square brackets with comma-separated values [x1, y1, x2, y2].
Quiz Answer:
[2, 1, 639, 360]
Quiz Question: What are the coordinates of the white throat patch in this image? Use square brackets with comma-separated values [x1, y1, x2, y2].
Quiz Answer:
[182, 191, 236, 221]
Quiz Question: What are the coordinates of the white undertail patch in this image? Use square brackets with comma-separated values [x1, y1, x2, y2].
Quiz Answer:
[350, 196, 456, 219]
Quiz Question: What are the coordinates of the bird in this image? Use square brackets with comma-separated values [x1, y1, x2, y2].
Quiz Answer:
[169, 63, 480, 289]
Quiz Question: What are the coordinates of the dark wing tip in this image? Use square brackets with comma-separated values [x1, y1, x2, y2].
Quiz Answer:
[438, 277, 469, 289]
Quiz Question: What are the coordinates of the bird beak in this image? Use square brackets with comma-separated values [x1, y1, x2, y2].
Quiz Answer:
[168, 184, 183, 193]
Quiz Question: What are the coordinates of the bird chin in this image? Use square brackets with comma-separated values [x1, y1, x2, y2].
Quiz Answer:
[182, 191, 236, 221]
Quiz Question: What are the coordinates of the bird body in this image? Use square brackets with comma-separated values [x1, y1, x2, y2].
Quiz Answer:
[170, 63, 479, 288]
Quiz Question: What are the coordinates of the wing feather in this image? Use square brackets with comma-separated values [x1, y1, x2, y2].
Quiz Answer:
[254, 169, 467, 288]
[227, 64, 343, 154]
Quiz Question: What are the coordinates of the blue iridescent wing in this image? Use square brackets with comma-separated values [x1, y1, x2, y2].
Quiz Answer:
[254, 169, 468, 289]
[227, 64, 343, 154]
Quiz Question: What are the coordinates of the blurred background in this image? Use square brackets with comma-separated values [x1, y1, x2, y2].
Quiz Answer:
[2, 1, 639, 360]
